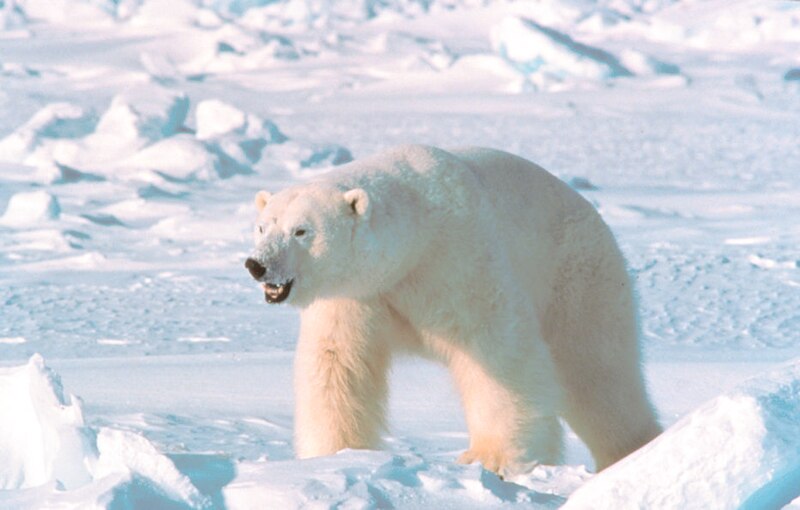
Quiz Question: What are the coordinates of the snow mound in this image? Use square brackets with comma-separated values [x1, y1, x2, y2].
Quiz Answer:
[194, 98, 287, 174]
[195, 98, 285, 144]
[195, 99, 248, 140]
[0, 190, 61, 227]
[563, 358, 800, 509]
[0, 88, 340, 183]
[0, 87, 189, 169]
[491, 16, 631, 89]
[0, 354, 95, 490]
[94, 428, 208, 508]
[0, 0, 27, 32]
[122, 134, 225, 181]
[93, 85, 189, 145]
[0, 355, 209, 509]
[0, 103, 96, 162]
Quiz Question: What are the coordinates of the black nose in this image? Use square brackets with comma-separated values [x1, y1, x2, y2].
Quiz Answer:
[245, 258, 266, 279]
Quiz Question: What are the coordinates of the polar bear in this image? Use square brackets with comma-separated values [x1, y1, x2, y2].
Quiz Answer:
[245, 145, 661, 474]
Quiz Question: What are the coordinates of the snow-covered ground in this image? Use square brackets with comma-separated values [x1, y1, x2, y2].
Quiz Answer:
[1, 0, 799, 508]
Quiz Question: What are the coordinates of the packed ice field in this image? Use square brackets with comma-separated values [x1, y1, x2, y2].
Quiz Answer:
[1, 0, 799, 508]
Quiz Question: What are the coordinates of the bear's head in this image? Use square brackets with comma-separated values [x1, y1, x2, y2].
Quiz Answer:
[245, 184, 373, 307]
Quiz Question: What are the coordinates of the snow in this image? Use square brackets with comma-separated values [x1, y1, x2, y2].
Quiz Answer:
[223, 449, 575, 509]
[491, 15, 633, 88]
[0, 354, 93, 491]
[0, 355, 208, 508]
[195, 100, 249, 141]
[0, 102, 95, 162]
[0, 190, 61, 226]
[564, 358, 800, 510]
[97, 87, 189, 143]
[1, 0, 799, 507]
[3, 355, 799, 508]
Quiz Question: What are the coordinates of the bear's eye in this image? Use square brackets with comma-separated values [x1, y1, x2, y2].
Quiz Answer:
[294, 228, 307, 238]
[257, 225, 264, 234]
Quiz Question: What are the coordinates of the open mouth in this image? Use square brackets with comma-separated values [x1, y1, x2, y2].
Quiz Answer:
[262, 280, 293, 304]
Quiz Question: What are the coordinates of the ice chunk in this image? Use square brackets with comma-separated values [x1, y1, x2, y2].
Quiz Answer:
[563, 358, 800, 509]
[93, 86, 189, 143]
[0, 356, 209, 509]
[94, 428, 208, 509]
[122, 134, 221, 181]
[619, 49, 681, 76]
[0, 190, 61, 226]
[195, 99, 286, 144]
[0, 354, 97, 490]
[67, 86, 192, 167]
[491, 16, 631, 83]
[0, 103, 96, 162]
[195, 99, 247, 140]
[194, 99, 286, 170]
[0, 0, 27, 31]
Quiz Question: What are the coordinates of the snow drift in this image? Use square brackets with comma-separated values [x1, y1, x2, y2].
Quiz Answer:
[564, 358, 800, 509]
[0, 355, 208, 509]
[0, 354, 95, 490]
[5, 355, 799, 509]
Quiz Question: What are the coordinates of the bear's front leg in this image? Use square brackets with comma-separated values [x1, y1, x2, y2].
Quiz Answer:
[293, 298, 394, 458]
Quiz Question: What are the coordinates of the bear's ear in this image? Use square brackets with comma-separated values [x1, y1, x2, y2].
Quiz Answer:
[254, 190, 271, 212]
[344, 188, 370, 217]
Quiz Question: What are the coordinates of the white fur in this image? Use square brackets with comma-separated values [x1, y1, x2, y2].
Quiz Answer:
[250, 145, 661, 475]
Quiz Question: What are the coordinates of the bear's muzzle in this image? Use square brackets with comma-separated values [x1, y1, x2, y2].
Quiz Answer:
[262, 280, 293, 303]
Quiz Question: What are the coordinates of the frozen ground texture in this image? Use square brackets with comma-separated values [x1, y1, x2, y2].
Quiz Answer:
[1, 0, 799, 508]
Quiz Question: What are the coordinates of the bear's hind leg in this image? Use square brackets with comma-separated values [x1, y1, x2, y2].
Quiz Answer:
[293, 298, 402, 458]
[449, 347, 563, 477]
[544, 249, 662, 471]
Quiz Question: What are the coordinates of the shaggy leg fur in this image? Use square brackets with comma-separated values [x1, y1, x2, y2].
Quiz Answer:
[448, 339, 563, 477]
[544, 222, 662, 471]
[293, 298, 397, 458]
